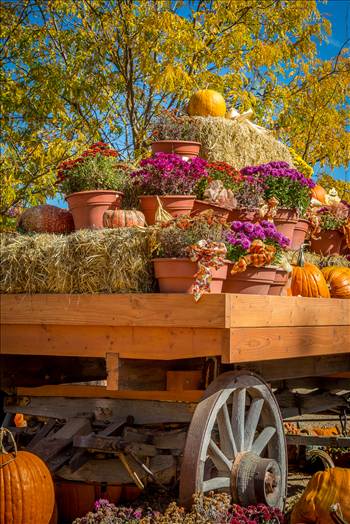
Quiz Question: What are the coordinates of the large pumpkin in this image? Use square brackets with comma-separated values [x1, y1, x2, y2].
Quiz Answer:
[18, 205, 74, 234]
[187, 89, 226, 117]
[291, 248, 330, 298]
[291, 467, 350, 524]
[0, 427, 55, 524]
[322, 266, 350, 299]
[103, 209, 146, 228]
[311, 184, 327, 203]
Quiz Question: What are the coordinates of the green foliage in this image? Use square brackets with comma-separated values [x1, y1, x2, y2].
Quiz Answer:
[317, 174, 350, 203]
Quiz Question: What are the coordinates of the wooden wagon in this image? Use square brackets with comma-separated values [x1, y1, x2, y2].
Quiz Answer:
[1, 293, 349, 510]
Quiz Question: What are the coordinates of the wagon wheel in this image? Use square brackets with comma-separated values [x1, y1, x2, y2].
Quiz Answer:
[179, 371, 287, 509]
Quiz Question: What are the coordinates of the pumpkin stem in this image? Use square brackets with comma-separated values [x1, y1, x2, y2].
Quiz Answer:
[297, 244, 305, 267]
[0, 427, 17, 466]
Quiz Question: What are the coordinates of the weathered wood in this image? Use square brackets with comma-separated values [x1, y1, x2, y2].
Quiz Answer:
[166, 370, 202, 391]
[73, 434, 157, 456]
[286, 435, 350, 447]
[106, 353, 119, 391]
[272, 377, 350, 391]
[26, 420, 57, 450]
[279, 389, 349, 419]
[225, 326, 350, 364]
[5, 396, 196, 424]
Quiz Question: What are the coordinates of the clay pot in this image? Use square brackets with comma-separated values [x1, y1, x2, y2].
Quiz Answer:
[223, 265, 276, 294]
[66, 190, 123, 230]
[228, 208, 261, 223]
[151, 140, 201, 158]
[291, 219, 310, 250]
[153, 258, 228, 293]
[269, 269, 289, 296]
[273, 208, 298, 243]
[139, 195, 195, 225]
[310, 229, 343, 256]
[191, 200, 230, 221]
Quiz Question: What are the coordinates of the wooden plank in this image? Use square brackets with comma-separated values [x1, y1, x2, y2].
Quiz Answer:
[15, 385, 203, 402]
[166, 370, 202, 391]
[229, 295, 349, 327]
[106, 353, 119, 391]
[286, 435, 350, 447]
[0, 294, 227, 328]
[1, 324, 226, 360]
[224, 325, 350, 364]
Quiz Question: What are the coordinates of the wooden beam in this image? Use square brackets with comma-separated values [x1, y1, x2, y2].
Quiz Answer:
[106, 353, 119, 391]
[224, 325, 350, 363]
[286, 435, 350, 447]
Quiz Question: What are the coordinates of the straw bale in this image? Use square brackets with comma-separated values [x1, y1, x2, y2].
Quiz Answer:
[154, 116, 293, 169]
[0, 229, 157, 294]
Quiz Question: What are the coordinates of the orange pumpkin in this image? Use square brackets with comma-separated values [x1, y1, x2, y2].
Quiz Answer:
[291, 248, 330, 298]
[0, 427, 55, 524]
[103, 209, 146, 228]
[291, 467, 350, 524]
[18, 205, 74, 233]
[321, 266, 350, 299]
[187, 89, 226, 117]
[311, 184, 327, 203]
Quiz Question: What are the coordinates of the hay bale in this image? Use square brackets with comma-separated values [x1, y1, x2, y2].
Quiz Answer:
[154, 116, 293, 169]
[0, 229, 157, 294]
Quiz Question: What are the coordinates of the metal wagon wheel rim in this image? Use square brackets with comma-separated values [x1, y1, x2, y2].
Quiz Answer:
[179, 371, 287, 509]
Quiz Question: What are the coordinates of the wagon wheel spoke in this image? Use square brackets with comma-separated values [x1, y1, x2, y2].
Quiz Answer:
[208, 438, 232, 473]
[252, 426, 276, 455]
[203, 477, 231, 492]
[244, 398, 264, 451]
[217, 403, 237, 459]
[231, 388, 246, 452]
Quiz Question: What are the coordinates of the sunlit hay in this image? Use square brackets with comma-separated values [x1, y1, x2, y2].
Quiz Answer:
[154, 115, 294, 169]
[0, 229, 157, 294]
[286, 249, 350, 268]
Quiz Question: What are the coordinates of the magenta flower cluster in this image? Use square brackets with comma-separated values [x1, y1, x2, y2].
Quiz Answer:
[241, 161, 315, 189]
[225, 220, 290, 251]
[229, 503, 285, 524]
[131, 153, 208, 195]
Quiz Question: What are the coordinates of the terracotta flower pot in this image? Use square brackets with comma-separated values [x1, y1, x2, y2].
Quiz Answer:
[191, 200, 230, 221]
[273, 208, 298, 243]
[291, 219, 310, 250]
[223, 265, 276, 294]
[151, 140, 201, 159]
[269, 269, 289, 296]
[228, 208, 261, 223]
[139, 195, 195, 225]
[66, 190, 123, 230]
[153, 258, 228, 293]
[310, 229, 343, 256]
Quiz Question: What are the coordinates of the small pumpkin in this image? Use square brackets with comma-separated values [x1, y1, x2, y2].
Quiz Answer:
[187, 89, 226, 117]
[321, 266, 350, 299]
[0, 427, 55, 524]
[291, 247, 330, 298]
[17, 204, 74, 234]
[311, 184, 327, 203]
[103, 209, 146, 228]
[291, 467, 350, 524]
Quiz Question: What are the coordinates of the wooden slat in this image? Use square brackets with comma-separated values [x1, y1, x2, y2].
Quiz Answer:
[224, 325, 350, 364]
[1, 324, 226, 360]
[229, 295, 349, 327]
[106, 353, 119, 391]
[16, 385, 204, 402]
[286, 435, 350, 447]
[0, 294, 228, 328]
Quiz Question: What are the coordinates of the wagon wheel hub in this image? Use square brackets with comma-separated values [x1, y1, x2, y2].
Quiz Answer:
[231, 451, 282, 507]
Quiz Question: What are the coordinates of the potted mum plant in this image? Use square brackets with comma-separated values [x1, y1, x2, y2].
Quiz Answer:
[310, 202, 349, 255]
[240, 161, 315, 241]
[130, 153, 208, 225]
[223, 220, 290, 294]
[151, 111, 201, 158]
[58, 142, 130, 230]
[154, 213, 228, 299]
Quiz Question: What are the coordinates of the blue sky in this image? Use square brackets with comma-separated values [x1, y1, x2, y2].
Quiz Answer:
[49, 0, 349, 207]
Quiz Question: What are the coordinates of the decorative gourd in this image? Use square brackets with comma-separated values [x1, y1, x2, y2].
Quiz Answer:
[291, 247, 330, 298]
[311, 184, 327, 203]
[291, 467, 350, 524]
[321, 266, 350, 299]
[103, 209, 146, 228]
[0, 427, 55, 524]
[187, 89, 226, 117]
[18, 204, 74, 234]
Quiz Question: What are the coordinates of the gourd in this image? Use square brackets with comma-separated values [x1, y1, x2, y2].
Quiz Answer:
[291, 247, 330, 298]
[18, 205, 74, 234]
[0, 427, 55, 524]
[321, 266, 350, 299]
[103, 209, 146, 228]
[311, 184, 327, 203]
[291, 467, 350, 524]
[187, 89, 226, 117]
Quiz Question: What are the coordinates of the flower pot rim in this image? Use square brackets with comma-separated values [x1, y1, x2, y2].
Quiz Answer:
[151, 140, 201, 146]
[66, 189, 124, 200]
[195, 199, 233, 210]
[139, 194, 195, 199]
[153, 257, 192, 262]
